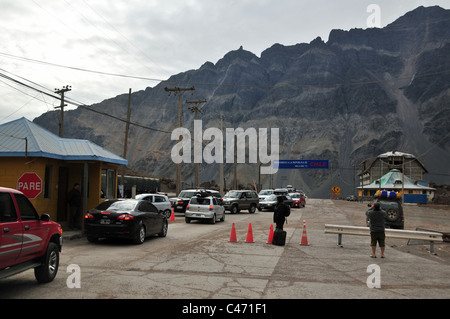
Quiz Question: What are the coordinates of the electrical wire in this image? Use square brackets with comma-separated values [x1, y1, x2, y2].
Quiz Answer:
[2, 51, 450, 89]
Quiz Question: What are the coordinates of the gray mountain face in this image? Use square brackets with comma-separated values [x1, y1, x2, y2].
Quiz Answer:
[34, 6, 450, 197]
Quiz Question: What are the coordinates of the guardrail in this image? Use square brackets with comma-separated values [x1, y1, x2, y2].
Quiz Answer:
[324, 224, 444, 254]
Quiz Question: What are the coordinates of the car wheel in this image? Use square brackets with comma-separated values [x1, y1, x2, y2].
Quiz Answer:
[210, 214, 216, 224]
[248, 204, 256, 214]
[133, 225, 146, 244]
[158, 219, 168, 237]
[164, 209, 171, 219]
[231, 205, 238, 214]
[34, 242, 59, 283]
[386, 208, 399, 222]
[185, 217, 191, 223]
[220, 211, 225, 222]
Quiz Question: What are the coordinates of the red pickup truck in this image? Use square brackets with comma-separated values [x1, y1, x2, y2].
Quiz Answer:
[0, 187, 63, 283]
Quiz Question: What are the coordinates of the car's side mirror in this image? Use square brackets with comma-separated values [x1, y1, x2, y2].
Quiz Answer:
[40, 214, 50, 221]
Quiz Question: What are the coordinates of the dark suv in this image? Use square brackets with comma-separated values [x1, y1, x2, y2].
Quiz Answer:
[367, 196, 404, 229]
[222, 190, 259, 214]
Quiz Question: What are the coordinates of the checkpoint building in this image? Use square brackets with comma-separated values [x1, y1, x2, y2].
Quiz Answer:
[0, 117, 128, 224]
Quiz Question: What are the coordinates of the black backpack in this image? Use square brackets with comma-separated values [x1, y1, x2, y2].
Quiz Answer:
[277, 201, 290, 217]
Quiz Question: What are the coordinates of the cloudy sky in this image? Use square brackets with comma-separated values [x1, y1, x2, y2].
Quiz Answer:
[0, 0, 448, 124]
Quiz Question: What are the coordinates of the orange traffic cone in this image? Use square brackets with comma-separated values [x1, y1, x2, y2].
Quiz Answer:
[229, 222, 237, 242]
[266, 224, 274, 244]
[169, 208, 175, 221]
[300, 220, 310, 246]
[245, 223, 254, 243]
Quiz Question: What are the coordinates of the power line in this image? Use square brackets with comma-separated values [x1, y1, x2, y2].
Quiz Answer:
[0, 52, 165, 83]
[2, 51, 450, 90]
[0, 69, 171, 134]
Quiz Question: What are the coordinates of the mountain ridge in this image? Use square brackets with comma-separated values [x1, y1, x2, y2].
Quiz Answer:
[34, 6, 450, 197]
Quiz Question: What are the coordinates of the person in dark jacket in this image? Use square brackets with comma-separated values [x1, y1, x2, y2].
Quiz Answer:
[273, 196, 290, 230]
[366, 201, 387, 258]
[67, 183, 82, 230]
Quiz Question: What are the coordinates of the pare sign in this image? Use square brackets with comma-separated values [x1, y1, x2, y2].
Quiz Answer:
[17, 172, 42, 199]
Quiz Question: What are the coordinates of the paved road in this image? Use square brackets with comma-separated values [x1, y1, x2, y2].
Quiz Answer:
[1, 199, 449, 300]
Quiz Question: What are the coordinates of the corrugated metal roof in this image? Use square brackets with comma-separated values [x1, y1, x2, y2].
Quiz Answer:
[0, 117, 127, 165]
[358, 169, 435, 191]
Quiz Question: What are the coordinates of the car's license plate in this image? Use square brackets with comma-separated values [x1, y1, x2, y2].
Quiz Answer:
[100, 219, 111, 224]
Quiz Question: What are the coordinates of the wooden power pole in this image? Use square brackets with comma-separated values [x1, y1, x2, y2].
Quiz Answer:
[54, 85, 71, 137]
[164, 86, 195, 195]
[186, 99, 207, 188]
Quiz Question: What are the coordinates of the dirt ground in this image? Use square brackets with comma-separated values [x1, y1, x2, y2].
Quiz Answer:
[332, 199, 450, 265]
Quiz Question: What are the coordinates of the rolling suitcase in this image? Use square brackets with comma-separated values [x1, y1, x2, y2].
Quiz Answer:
[272, 228, 286, 246]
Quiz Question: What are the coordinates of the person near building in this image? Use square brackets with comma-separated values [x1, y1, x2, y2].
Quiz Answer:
[67, 183, 82, 230]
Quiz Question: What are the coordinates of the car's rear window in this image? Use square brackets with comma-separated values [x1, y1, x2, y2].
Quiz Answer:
[190, 197, 211, 205]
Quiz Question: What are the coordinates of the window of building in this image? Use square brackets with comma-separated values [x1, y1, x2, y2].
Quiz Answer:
[101, 169, 116, 199]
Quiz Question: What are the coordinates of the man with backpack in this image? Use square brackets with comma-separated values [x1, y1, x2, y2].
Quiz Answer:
[272, 196, 290, 246]
[273, 196, 290, 230]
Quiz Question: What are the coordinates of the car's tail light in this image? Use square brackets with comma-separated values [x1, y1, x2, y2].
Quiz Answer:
[209, 205, 214, 211]
[85, 212, 94, 219]
[186, 204, 190, 210]
[117, 214, 134, 221]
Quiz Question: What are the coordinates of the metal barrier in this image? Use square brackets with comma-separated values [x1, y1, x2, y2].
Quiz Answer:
[324, 224, 444, 254]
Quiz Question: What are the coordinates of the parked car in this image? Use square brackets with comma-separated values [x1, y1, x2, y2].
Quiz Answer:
[135, 193, 172, 218]
[0, 187, 63, 283]
[274, 189, 293, 207]
[170, 189, 221, 213]
[273, 188, 288, 195]
[258, 189, 274, 201]
[222, 190, 259, 214]
[290, 193, 306, 208]
[258, 194, 278, 211]
[366, 191, 404, 229]
[84, 199, 168, 244]
[185, 192, 225, 224]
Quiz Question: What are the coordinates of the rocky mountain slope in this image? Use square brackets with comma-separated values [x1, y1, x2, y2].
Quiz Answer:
[34, 6, 450, 198]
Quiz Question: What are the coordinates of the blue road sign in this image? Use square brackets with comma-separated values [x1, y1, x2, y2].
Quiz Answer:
[274, 160, 329, 169]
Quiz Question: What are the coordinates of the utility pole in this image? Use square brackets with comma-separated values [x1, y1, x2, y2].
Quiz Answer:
[121, 88, 132, 197]
[123, 88, 132, 159]
[164, 86, 195, 195]
[186, 99, 207, 188]
[219, 115, 225, 195]
[54, 85, 71, 137]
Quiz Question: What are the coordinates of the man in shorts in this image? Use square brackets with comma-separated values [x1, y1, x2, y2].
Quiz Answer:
[366, 201, 387, 258]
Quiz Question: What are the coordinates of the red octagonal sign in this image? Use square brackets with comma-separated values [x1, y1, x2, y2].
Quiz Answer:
[17, 172, 42, 199]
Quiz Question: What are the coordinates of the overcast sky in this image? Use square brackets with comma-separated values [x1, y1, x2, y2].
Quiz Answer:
[0, 0, 449, 124]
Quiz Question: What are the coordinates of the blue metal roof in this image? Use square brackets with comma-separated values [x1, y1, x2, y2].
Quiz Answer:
[0, 117, 128, 165]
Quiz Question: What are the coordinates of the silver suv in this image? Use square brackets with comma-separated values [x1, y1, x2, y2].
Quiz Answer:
[185, 192, 225, 224]
[135, 193, 172, 218]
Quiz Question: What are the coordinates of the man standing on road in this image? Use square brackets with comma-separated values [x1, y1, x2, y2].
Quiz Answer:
[273, 196, 290, 230]
[366, 201, 387, 258]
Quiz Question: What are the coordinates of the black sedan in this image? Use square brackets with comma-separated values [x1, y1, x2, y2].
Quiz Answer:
[84, 199, 168, 244]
